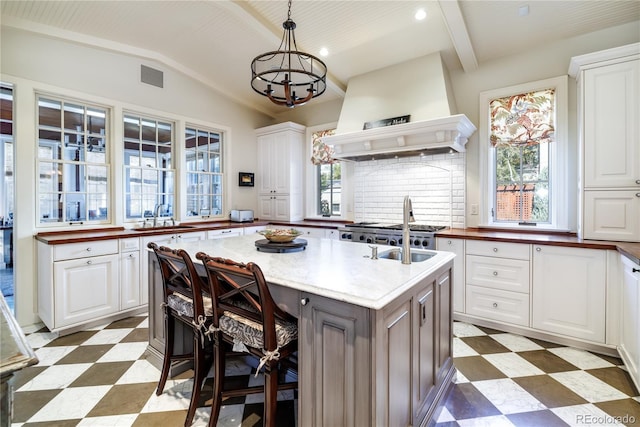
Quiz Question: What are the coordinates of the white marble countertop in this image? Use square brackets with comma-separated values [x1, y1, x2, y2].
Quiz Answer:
[169, 234, 455, 310]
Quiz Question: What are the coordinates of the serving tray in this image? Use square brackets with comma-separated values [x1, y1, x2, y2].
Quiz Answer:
[255, 238, 307, 253]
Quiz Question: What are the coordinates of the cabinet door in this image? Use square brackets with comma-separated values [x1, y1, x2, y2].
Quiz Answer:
[299, 293, 371, 427]
[54, 254, 119, 328]
[583, 190, 640, 242]
[414, 280, 436, 424]
[583, 60, 640, 188]
[532, 245, 606, 342]
[436, 269, 452, 384]
[325, 229, 340, 240]
[120, 250, 141, 309]
[436, 238, 465, 313]
[177, 231, 206, 243]
[620, 256, 640, 390]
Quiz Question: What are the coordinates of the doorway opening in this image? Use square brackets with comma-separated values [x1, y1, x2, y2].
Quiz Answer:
[1, 83, 15, 313]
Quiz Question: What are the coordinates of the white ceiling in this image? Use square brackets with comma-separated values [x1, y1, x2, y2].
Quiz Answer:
[1, 0, 639, 117]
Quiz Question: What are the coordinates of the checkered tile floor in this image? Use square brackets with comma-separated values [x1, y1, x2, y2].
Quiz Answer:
[8, 316, 640, 426]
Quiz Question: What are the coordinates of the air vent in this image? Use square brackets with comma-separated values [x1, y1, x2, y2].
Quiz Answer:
[141, 65, 163, 88]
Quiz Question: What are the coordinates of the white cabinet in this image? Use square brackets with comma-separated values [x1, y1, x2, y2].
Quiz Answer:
[120, 237, 143, 309]
[324, 228, 340, 240]
[436, 237, 465, 313]
[38, 239, 121, 331]
[464, 240, 530, 327]
[243, 225, 267, 236]
[207, 227, 243, 239]
[570, 44, 640, 242]
[620, 255, 640, 391]
[256, 122, 305, 221]
[532, 245, 606, 343]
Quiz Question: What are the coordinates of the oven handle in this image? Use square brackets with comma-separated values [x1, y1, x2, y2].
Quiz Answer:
[374, 237, 389, 245]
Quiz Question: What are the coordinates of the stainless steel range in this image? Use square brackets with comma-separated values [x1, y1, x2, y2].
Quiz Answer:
[338, 222, 447, 249]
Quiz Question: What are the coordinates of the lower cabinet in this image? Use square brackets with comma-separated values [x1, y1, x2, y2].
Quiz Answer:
[53, 253, 119, 329]
[620, 256, 640, 390]
[207, 228, 243, 239]
[532, 245, 606, 343]
[299, 264, 454, 427]
[436, 237, 465, 313]
[120, 238, 142, 309]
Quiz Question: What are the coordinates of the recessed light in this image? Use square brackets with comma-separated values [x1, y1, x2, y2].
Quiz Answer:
[319, 47, 329, 57]
[415, 9, 427, 21]
[518, 4, 529, 16]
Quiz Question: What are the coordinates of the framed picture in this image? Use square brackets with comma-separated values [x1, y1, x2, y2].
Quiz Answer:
[239, 172, 254, 187]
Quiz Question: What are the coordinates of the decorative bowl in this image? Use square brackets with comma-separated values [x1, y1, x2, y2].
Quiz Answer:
[258, 228, 302, 243]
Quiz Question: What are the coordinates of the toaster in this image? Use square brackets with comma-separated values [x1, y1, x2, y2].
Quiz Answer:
[230, 209, 254, 223]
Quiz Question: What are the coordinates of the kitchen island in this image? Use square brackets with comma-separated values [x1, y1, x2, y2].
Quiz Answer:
[146, 234, 455, 427]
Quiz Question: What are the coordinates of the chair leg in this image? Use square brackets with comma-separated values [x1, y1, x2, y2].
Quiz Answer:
[184, 333, 206, 427]
[156, 310, 174, 396]
[208, 333, 225, 427]
[263, 363, 279, 427]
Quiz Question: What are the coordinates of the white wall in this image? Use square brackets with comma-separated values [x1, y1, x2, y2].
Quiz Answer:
[0, 26, 272, 328]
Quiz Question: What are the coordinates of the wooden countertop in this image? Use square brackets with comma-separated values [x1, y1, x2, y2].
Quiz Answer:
[34, 220, 350, 245]
[435, 228, 640, 264]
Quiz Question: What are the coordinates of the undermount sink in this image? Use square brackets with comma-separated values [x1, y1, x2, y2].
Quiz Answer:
[378, 249, 435, 262]
[131, 225, 197, 232]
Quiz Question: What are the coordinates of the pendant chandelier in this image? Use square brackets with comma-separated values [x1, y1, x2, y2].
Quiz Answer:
[250, 0, 327, 108]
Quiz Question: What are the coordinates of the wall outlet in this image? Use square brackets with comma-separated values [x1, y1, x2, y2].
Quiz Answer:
[470, 204, 478, 215]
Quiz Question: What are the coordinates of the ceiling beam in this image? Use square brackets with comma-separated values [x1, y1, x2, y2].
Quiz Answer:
[438, 0, 478, 72]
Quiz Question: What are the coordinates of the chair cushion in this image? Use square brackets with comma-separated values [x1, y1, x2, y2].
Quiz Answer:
[220, 310, 298, 350]
[167, 292, 213, 318]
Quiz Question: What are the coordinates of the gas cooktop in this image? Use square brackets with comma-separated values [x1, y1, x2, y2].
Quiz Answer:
[345, 222, 447, 232]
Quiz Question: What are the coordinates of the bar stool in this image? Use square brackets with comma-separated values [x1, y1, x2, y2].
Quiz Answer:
[148, 242, 213, 427]
[195, 252, 298, 427]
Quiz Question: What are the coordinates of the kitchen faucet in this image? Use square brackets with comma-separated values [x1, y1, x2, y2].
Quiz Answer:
[402, 195, 415, 264]
[152, 204, 163, 227]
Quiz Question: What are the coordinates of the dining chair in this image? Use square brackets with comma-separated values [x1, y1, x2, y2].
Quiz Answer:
[195, 252, 298, 427]
[148, 242, 213, 427]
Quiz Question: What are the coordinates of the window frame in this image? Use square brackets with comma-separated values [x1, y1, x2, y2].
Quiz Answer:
[479, 76, 569, 231]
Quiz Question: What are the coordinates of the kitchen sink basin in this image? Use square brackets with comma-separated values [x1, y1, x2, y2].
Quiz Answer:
[131, 225, 197, 232]
[378, 249, 435, 262]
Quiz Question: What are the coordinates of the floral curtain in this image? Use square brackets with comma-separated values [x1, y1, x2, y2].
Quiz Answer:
[489, 88, 555, 147]
[310, 128, 336, 165]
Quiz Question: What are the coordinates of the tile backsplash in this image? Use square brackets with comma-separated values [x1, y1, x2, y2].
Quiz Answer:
[353, 152, 465, 228]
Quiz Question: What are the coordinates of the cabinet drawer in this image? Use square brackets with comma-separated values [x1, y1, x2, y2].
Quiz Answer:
[120, 237, 140, 252]
[466, 285, 530, 327]
[466, 240, 530, 260]
[466, 255, 530, 293]
[54, 239, 119, 261]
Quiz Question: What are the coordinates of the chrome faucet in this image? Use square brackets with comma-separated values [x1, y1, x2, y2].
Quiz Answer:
[152, 204, 163, 227]
[402, 195, 415, 265]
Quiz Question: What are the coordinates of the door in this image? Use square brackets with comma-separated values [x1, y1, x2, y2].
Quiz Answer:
[0, 83, 14, 313]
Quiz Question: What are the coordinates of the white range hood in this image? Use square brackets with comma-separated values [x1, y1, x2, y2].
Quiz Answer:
[323, 114, 476, 161]
[321, 52, 477, 161]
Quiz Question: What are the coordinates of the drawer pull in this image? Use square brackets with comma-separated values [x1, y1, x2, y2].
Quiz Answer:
[493, 271, 498, 276]
[636, 193, 640, 197]
[129, 253, 134, 258]
[636, 179, 640, 185]
[493, 247, 498, 252]
[536, 247, 541, 252]
[86, 247, 92, 252]
[633, 268, 640, 273]
[492, 302, 498, 308]
[447, 240, 452, 244]
[87, 260, 92, 265]
[301, 298, 310, 306]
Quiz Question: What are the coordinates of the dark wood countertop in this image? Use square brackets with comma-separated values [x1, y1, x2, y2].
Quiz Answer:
[34, 219, 350, 245]
[435, 228, 640, 264]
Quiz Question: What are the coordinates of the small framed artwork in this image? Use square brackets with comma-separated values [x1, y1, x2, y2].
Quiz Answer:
[239, 172, 254, 187]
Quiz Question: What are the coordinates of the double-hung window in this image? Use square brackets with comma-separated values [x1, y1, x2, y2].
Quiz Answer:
[123, 114, 174, 221]
[311, 128, 341, 217]
[37, 96, 110, 224]
[480, 76, 568, 230]
[185, 126, 223, 217]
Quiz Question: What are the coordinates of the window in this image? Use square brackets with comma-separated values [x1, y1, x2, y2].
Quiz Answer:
[37, 96, 110, 224]
[311, 128, 341, 217]
[185, 126, 223, 217]
[1, 84, 14, 225]
[480, 76, 568, 230]
[123, 114, 174, 221]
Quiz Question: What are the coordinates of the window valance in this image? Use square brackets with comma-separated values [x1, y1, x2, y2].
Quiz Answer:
[310, 129, 336, 165]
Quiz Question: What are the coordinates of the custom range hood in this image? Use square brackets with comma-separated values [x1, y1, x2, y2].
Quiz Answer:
[322, 52, 476, 161]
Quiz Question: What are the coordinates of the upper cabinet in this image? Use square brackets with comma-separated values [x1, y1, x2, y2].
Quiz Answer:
[570, 43, 640, 242]
[256, 122, 305, 221]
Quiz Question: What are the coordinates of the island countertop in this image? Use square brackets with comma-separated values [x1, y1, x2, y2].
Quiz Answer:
[165, 234, 455, 310]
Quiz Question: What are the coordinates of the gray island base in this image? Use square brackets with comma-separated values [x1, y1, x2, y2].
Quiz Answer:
[146, 234, 456, 427]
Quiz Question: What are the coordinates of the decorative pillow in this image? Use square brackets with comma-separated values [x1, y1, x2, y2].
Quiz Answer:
[219, 310, 298, 350]
[167, 292, 213, 318]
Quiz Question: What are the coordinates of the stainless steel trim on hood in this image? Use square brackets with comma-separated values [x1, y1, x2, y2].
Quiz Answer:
[320, 114, 476, 161]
